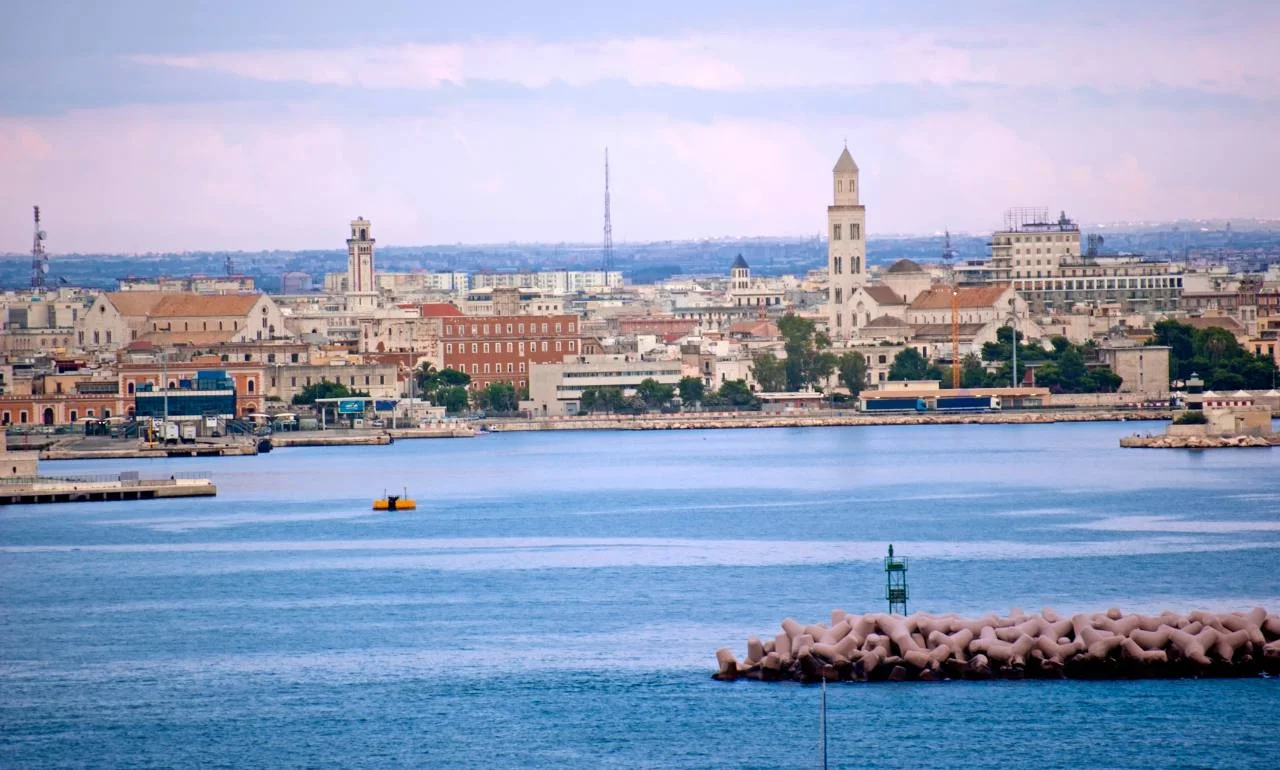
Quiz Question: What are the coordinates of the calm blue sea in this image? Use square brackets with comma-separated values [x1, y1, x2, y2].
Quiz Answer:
[2, 421, 1278, 769]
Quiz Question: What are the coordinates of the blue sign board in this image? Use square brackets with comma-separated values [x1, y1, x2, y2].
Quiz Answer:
[337, 399, 365, 414]
[374, 400, 397, 412]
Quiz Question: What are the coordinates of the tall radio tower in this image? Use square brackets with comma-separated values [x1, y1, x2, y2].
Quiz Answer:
[602, 147, 613, 272]
[31, 206, 48, 290]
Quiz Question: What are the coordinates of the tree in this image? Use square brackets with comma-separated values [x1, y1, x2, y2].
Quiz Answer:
[635, 378, 675, 408]
[473, 382, 518, 413]
[750, 352, 787, 392]
[580, 386, 624, 413]
[888, 348, 930, 381]
[717, 379, 760, 408]
[777, 313, 836, 391]
[292, 381, 367, 405]
[1151, 319, 1277, 389]
[1089, 367, 1123, 393]
[959, 354, 987, 388]
[678, 376, 705, 405]
[417, 365, 471, 405]
[837, 351, 868, 396]
[436, 385, 469, 414]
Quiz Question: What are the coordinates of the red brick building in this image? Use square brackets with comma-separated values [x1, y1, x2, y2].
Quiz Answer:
[438, 313, 582, 390]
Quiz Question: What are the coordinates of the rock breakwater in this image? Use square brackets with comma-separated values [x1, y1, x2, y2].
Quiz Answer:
[1120, 434, 1276, 449]
[715, 608, 1280, 682]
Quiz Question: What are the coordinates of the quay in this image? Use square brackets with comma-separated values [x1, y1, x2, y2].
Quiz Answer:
[1, 472, 216, 505]
[486, 409, 1173, 433]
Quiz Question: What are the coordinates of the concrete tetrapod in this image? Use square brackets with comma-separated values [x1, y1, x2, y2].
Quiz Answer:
[714, 608, 1280, 682]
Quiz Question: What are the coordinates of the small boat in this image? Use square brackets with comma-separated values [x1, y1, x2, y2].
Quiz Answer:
[373, 488, 416, 511]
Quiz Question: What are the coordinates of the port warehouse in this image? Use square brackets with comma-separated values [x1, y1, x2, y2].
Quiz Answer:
[859, 386, 1050, 412]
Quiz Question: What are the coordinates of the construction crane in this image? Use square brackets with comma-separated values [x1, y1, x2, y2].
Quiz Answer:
[942, 229, 960, 388]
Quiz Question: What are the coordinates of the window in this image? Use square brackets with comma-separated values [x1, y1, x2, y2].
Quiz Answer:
[379, 375, 385, 384]
[472, 343, 478, 353]
[541, 341, 548, 352]
[834, 256, 842, 274]
[268, 353, 276, 363]
[247, 380, 256, 393]
[555, 341, 562, 352]
[446, 343, 453, 354]
[506, 342, 513, 353]
[518, 323, 525, 333]
[555, 323, 562, 333]
[106, 331, 112, 344]
[833, 224, 842, 241]
[541, 324, 548, 333]
[484, 364, 491, 374]
[506, 324, 513, 333]
[93, 331, 100, 344]
[569, 323, 575, 332]
[568, 341, 575, 351]
[835, 288, 843, 304]
[507, 363, 514, 373]
[483, 343, 490, 353]
[851, 224, 860, 240]
[365, 375, 370, 385]
[291, 353, 299, 363]
[446, 326, 453, 335]
[291, 377, 297, 386]
[519, 362, 526, 373]
[483, 325, 490, 335]
[20, 411, 27, 424]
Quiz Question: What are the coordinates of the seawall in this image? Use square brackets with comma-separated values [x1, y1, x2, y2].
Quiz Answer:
[490, 410, 1172, 433]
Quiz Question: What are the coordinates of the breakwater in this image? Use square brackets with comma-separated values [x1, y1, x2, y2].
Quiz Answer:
[490, 409, 1172, 433]
[1121, 434, 1276, 449]
[715, 608, 1280, 682]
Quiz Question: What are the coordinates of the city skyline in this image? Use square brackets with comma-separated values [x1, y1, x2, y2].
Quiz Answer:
[2, 1, 1278, 253]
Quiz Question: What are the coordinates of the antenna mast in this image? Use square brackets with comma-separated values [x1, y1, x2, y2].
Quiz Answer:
[31, 206, 48, 290]
[602, 147, 613, 272]
[225, 253, 235, 277]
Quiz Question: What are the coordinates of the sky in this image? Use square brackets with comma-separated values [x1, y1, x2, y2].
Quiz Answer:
[1, 1, 1277, 253]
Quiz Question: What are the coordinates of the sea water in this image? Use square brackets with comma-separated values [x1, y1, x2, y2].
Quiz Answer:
[2, 421, 1278, 768]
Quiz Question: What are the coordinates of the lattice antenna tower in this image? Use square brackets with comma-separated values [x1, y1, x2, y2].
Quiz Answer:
[225, 253, 235, 277]
[602, 147, 613, 272]
[31, 205, 49, 290]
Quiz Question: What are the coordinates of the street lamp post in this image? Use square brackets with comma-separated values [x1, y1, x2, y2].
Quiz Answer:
[1007, 299, 1018, 389]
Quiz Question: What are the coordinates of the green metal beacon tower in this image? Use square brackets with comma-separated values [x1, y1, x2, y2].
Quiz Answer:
[884, 544, 908, 615]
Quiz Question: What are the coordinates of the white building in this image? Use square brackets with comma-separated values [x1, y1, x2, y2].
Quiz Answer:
[827, 146, 868, 337]
[526, 355, 682, 416]
[470, 270, 622, 295]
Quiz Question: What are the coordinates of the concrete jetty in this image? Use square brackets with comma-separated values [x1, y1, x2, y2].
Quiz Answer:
[1, 473, 216, 505]
[715, 608, 1280, 682]
[270, 432, 391, 448]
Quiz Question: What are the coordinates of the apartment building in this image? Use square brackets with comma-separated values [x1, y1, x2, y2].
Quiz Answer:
[527, 355, 683, 416]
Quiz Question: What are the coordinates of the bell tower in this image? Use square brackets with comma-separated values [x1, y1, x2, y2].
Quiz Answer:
[827, 145, 867, 337]
[347, 217, 374, 293]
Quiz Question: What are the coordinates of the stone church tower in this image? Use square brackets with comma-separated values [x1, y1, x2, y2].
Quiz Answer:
[827, 146, 867, 336]
[346, 217, 378, 310]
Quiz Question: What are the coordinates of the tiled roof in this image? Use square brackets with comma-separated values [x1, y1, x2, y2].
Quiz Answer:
[910, 323, 991, 340]
[909, 284, 1012, 311]
[1181, 316, 1246, 334]
[886, 259, 923, 274]
[420, 302, 465, 317]
[863, 285, 907, 305]
[148, 293, 263, 318]
[727, 320, 778, 338]
[864, 314, 909, 329]
[105, 291, 169, 318]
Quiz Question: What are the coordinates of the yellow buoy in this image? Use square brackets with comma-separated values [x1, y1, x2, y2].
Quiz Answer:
[373, 493, 416, 511]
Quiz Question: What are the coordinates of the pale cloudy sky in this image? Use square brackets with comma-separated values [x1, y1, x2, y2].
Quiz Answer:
[1, 1, 1277, 253]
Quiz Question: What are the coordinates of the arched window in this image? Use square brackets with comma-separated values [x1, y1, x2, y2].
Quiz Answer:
[247, 379, 256, 393]
[127, 382, 135, 394]
[70, 410, 78, 422]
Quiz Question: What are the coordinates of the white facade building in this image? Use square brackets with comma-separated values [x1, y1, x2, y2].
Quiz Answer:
[527, 356, 682, 416]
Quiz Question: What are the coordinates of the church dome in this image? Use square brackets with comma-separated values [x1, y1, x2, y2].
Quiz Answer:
[886, 259, 924, 274]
